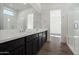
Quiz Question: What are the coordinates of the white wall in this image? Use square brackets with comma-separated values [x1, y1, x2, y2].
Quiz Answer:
[67, 4, 79, 54]
[30, 3, 41, 13]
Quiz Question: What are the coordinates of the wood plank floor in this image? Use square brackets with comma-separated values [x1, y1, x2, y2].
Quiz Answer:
[38, 39, 73, 55]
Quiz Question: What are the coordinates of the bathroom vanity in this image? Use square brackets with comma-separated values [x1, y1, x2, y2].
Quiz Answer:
[0, 29, 47, 55]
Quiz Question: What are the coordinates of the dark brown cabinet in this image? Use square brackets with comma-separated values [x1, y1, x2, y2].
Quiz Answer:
[0, 31, 47, 55]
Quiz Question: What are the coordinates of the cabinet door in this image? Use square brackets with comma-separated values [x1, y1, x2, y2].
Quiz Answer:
[26, 41, 33, 55]
[32, 35, 39, 55]
[10, 45, 25, 55]
[42, 31, 46, 43]
[0, 37, 25, 55]
[45, 31, 47, 42]
[38, 32, 43, 49]
[25, 35, 33, 55]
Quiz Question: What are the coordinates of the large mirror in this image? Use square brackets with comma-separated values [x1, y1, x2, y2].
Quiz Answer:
[0, 3, 41, 32]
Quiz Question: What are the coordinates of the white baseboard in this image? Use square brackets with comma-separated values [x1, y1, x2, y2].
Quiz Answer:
[67, 43, 76, 55]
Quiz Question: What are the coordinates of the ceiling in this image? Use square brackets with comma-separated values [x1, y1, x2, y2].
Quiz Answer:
[2, 3, 32, 11]
[0, 3, 42, 13]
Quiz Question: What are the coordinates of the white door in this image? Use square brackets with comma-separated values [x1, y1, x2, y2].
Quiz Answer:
[50, 9, 61, 49]
[50, 9, 61, 35]
[27, 13, 34, 29]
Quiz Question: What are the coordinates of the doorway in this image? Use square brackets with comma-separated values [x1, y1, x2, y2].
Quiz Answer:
[50, 9, 61, 49]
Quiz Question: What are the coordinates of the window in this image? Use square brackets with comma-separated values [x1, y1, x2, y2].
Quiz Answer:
[3, 8, 14, 16]
[50, 9, 61, 34]
[27, 13, 34, 29]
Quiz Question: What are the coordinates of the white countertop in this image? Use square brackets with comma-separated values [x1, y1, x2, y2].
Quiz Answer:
[0, 29, 47, 43]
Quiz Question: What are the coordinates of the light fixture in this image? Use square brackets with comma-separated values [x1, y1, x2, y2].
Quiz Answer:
[8, 18, 10, 22]
[24, 3, 27, 5]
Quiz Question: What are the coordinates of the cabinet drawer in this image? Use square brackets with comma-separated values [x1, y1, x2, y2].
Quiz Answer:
[0, 37, 25, 52]
[33, 34, 39, 39]
[26, 34, 38, 42]
[10, 45, 25, 55]
[32, 39, 39, 54]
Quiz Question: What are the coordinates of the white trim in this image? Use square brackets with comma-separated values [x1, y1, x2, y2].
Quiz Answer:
[67, 43, 76, 55]
[50, 35, 61, 38]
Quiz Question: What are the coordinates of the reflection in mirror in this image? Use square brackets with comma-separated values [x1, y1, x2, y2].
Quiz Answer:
[3, 8, 14, 16]
[3, 7, 17, 30]
[0, 3, 41, 33]
[27, 13, 34, 29]
[0, 3, 34, 32]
